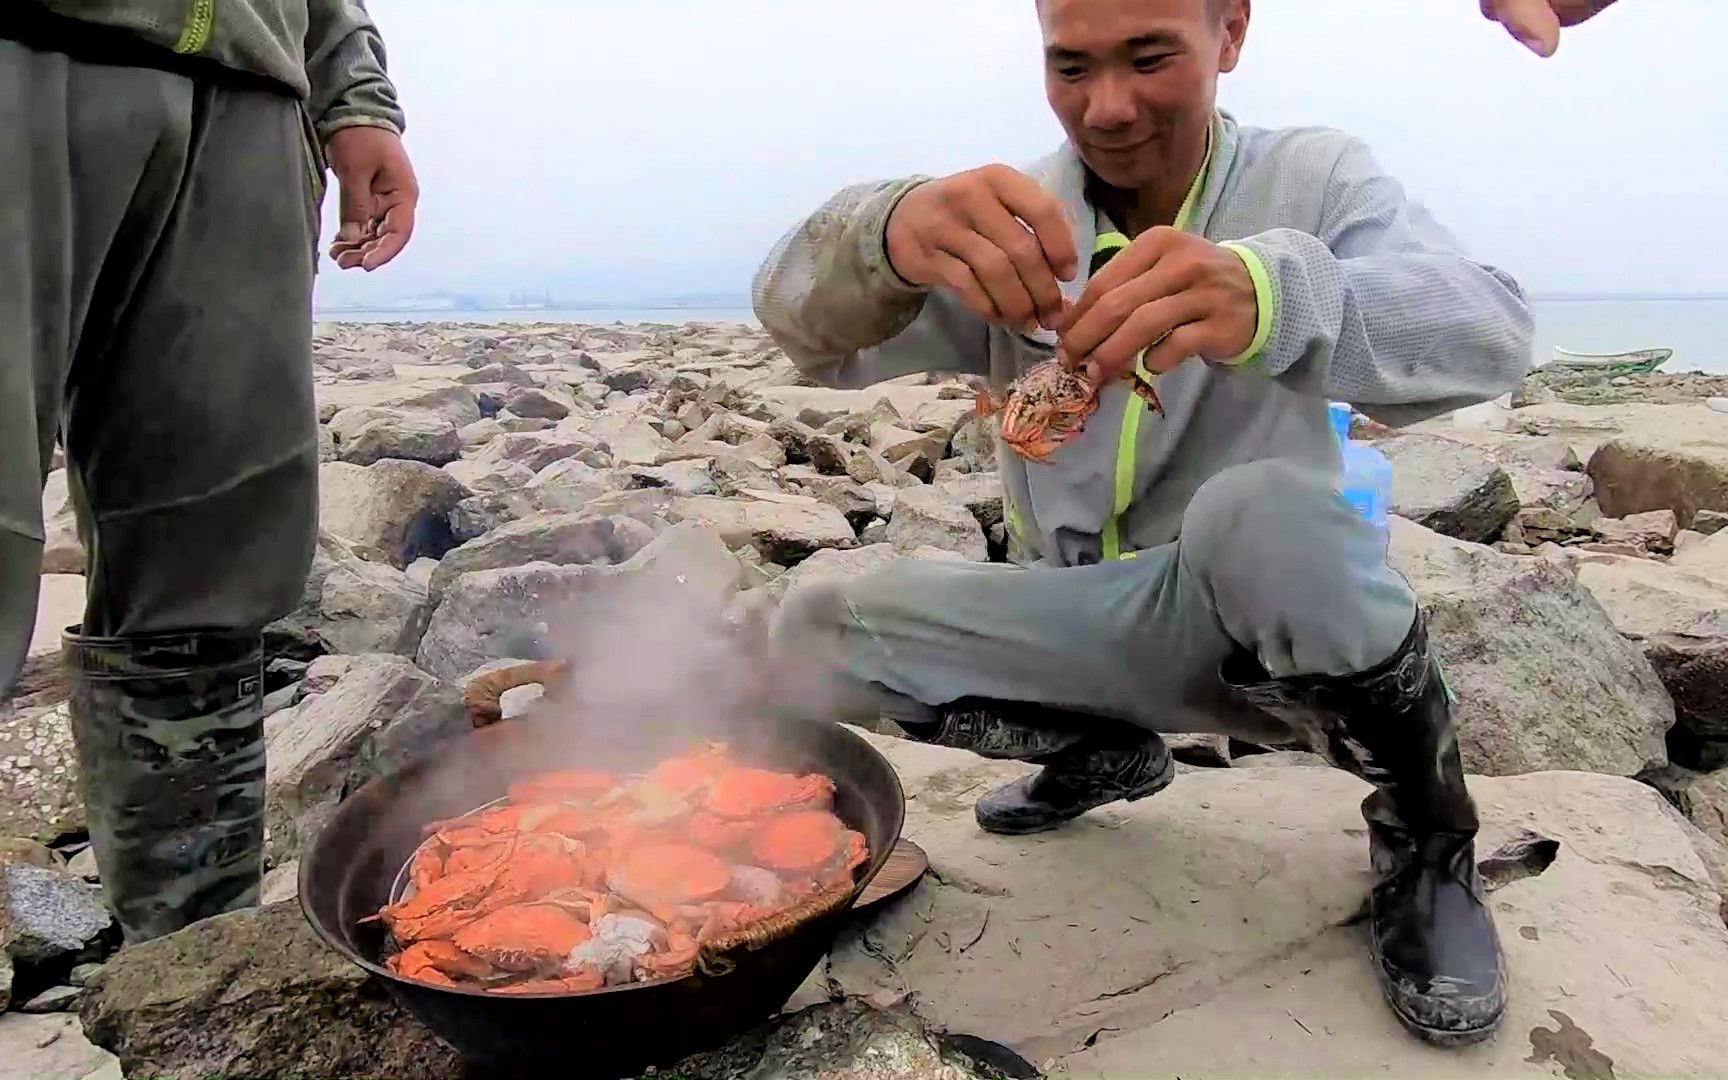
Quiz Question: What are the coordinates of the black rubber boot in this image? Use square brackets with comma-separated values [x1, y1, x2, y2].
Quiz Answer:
[63, 626, 268, 943]
[902, 698, 1176, 836]
[1219, 612, 1505, 1047]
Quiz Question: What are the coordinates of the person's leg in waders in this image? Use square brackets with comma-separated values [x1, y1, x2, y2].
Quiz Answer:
[770, 458, 1505, 1046]
[0, 42, 320, 942]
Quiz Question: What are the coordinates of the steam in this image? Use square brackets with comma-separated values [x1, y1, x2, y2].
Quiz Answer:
[523, 532, 857, 755]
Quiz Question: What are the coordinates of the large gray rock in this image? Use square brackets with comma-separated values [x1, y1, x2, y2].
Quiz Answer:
[1, 863, 111, 965]
[317, 460, 467, 568]
[325, 406, 460, 467]
[416, 562, 616, 680]
[584, 413, 672, 466]
[441, 457, 534, 495]
[501, 385, 572, 420]
[824, 729, 1728, 1077]
[429, 511, 657, 596]
[263, 656, 463, 862]
[1388, 518, 1673, 777]
[672, 493, 857, 566]
[1588, 436, 1728, 528]
[886, 486, 988, 561]
[658, 999, 1021, 1080]
[267, 532, 432, 659]
[79, 902, 463, 1080]
[933, 473, 1006, 534]
[1378, 434, 1519, 542]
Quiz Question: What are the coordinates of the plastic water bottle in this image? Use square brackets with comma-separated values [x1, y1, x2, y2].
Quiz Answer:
[1328, 402, 1393, 547]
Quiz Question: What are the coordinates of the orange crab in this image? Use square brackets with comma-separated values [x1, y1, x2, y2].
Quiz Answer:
[388, 939, 495, 987]
[369, 742, 874, 996]
[606, 842, 732, 921]
[750, 810, 870, 892]
[451, 904, 594, 973]
[971, 359, 1163, 463]
[685, 767, 837, 851]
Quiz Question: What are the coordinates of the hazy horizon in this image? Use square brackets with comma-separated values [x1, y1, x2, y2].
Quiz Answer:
[312, 0, 1728, 310]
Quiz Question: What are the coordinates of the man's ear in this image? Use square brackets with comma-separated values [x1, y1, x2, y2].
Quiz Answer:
[1218, 0, 1249, 73]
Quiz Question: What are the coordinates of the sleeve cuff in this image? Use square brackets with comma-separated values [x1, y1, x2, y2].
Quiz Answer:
[315, 113, 404, 145]
[864, 178, 936, 296]
[1219, 241, 1276, 370]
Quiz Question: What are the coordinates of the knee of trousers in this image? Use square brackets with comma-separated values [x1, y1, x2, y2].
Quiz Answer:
[769, 578, 854, 673]
[1178, 459, 1367, 615]
[86, 447, 318, 636]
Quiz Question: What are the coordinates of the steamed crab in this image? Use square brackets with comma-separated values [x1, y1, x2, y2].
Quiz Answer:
[971, 359, 1164, 463]
[368, 742, 874, 994]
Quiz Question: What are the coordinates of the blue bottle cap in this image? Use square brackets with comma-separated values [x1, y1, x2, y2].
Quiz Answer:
[1328, 402, 1353, 444]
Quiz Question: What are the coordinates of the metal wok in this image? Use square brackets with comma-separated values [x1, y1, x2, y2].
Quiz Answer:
[298, 713, 906, 1078]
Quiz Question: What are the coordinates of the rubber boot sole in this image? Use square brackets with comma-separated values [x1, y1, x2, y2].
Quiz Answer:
[1372, 938, 1506, 1048]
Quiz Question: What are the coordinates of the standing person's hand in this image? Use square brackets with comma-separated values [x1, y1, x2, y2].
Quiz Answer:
[884, 165, 1080, 334]
[1056, 226, 1258, 384]
[1481, 0, 1620, 57]
[326, 127, 419, 271]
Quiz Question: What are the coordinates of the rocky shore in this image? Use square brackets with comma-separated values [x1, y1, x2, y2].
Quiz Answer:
[6, 320, 1728, 1078]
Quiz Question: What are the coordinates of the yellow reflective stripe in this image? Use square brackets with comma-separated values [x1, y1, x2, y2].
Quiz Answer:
[1218, 241, 1275, 367]
[1100, 387, 1145, 562]
[173, 0, 215, 54]
[1005, 492, 1032, 552]
[1101, 122, 1215, 560]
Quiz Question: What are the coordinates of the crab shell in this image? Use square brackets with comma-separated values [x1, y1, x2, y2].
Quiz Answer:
[972, 359, 1165, 464]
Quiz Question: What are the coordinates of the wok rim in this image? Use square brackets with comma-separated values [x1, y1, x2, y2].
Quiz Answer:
[296, 719, 907, 1001]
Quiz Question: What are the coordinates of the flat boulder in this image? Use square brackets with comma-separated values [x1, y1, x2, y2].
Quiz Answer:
[827, 729, 1728, 1077]
[1378, 434, 1519, 542]
[1388, 518, 1672, 777]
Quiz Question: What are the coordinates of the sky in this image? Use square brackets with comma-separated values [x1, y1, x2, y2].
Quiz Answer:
[312, 0, 1727, 308]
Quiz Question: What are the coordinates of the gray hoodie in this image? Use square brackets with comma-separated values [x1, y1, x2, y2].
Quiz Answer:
[751, 109, 1532, 568]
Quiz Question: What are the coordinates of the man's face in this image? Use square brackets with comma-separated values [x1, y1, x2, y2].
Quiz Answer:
[1040, 0, 1248, 190]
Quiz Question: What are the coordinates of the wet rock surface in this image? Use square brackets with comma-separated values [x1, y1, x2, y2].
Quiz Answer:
[78, 902, 465, 1080]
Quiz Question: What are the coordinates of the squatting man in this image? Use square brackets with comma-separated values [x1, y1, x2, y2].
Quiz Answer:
[757, 0, 1537, 1048]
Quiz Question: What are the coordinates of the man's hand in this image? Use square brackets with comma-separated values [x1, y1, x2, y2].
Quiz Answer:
[1481, 0, 1620, 57]
[326, 126, 419, 271]
[1057, 227, 1258, 383]
[884, 164, 1080, 334]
